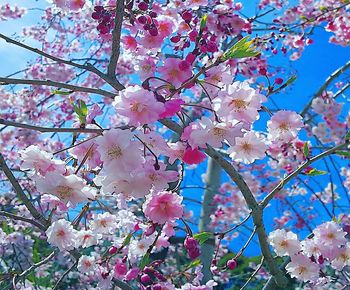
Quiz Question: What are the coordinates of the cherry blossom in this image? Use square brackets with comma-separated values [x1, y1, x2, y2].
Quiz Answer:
[46, 219, 78, 251]
[143, 191, 184, 224]
[228, 132, 267, 164]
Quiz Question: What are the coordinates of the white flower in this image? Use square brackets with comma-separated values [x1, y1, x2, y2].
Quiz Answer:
[268, 229, 301, 256]
[228, 131, 267, 164]
[46, 219, 77, 251]
[77, 255, 96, 274]
[77, 230, 101, 248]
[89, 212, 118, 234]
[286, 254, 319, 282]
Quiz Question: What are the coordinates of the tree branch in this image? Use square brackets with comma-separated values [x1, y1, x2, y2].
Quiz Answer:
[0, 33, 124, 91]
[0, 77, 115, 98]
[0, 153, 49, 228]
[0, 210, 47, 231]
[0, 119, 104, 134]
[261, 141, 349, 208]
[159, 119, 290, 287]
[300, 60, 350, 117]
[107, 0, 125, 79]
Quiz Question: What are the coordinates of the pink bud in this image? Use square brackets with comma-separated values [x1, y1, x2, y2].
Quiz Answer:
[227, 259, 237, 270]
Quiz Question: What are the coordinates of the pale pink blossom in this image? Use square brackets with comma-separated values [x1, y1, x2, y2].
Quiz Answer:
[331, 243, 350, 270]
[19, 145, 65, 176]
[143, 191, 183, 224]
[77, 230, 101, 248]
[34, 172, 95, 208]
[69, 140, 102, 170]
[114, 86, 164, 126]
[228, 132, 267, 164]
[96, 129, 143, 172]
[53, 0, 85, 11]
[313, 221, 347, 248]
[183, 117, 243, 148]
[158, 58, 192, 87]
[268, 229, 301, 256]
[89, 212, 118, 234]
[286, 253, 320, 282]
[267, 110, 304, 143]
[77, 255, 96, 274]
[46, 219, 77, 251]
[213, 81, 266, 124]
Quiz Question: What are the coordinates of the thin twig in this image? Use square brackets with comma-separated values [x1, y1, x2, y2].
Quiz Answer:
[0, 77, 115, 98]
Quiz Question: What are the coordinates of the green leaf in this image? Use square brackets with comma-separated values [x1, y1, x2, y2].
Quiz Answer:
[285, 75, 297, 86]
[222, 36, 260, 61]
[336, 151, 350, 157]
[305, 169, 327, 176]
[193, 232, 213, 245]
[122, 234, 132, 247]
[139, 252, 150, 270]
[303, 143, 309, 158]
[200, 14, 207, 31]
[71, 99, 88, 124]
[51, 90, 72, 95]
[79, 99, 88, 117]
[183, 259, 201, 271]
[344, 131, 350, 140]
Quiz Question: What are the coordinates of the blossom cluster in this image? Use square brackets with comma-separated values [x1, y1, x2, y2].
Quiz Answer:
[269, 221, 350, 285]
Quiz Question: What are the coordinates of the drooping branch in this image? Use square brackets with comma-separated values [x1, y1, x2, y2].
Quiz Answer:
[261, 140, 350, 208]
[0, 153, 49, 229]
[107, 0, 125, 79]
[300, 60, 350, 117]
[0, 33, 124, 91]
[0, 77, 115, 98]
[0, 210, 47, 231]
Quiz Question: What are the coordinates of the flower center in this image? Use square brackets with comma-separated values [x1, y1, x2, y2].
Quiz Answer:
[212, 127, 226, 137]
[241, 142, 252, 152]
[230, 99, 248, 111]
[108, 146, 122, 158]
[56, 186, 72, 199]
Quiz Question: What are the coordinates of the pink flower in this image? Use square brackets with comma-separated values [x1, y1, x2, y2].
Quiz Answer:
[183, 117, 243, 148]
[96, 129, 143, 172]
[34, 172, 95, 208]
[19, 145, 65, 176]
[213, 81, 267, 124]
[158, 58, 192, 88]
[46, 219, 77, 251]
[331, 243, 350, 270]
[182, 147, 206, 165]
[77, 230, 101, 248]
[143, 191, 183, 224]
[267, 110, 303, 143]
[228, 132, 267, 164]
[268, 229, 301, 256]
[286, 253, 320, 282]
[86, 103, 103, 124]
[77, 255, 96, 274]
[69, 140, 102, 170]
[159, 99, 185, 119]
[313, 221, 347, 248]
[53, 0, 85, 11]
[114, 86, 164, 126]
[114, 262, 128, 278]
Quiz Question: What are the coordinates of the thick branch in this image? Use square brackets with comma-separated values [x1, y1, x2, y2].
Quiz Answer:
[159, 119, 290, 287]
[0, 77, 115, 98]
[261, 141, 349, 208]
[0, 153, 49, 228]
[300, 60, 350, 117]
[107, 0, 125, 79]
